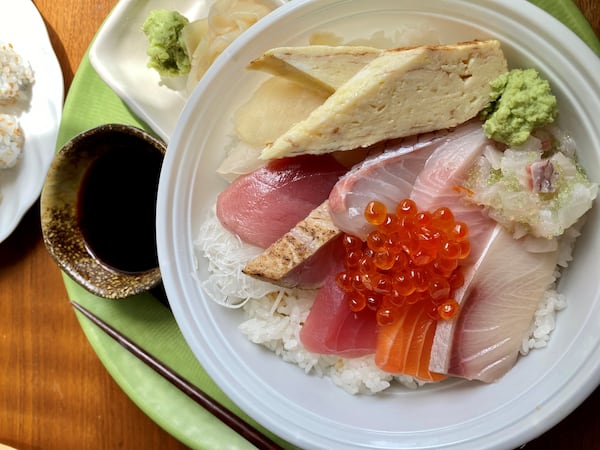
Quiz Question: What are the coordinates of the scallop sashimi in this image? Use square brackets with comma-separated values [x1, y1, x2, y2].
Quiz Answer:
[216, 154, 347, 248]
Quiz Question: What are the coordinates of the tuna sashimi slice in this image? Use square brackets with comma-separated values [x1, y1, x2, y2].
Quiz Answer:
[429, 226, 558, 382]
[216, 154, 346, 248]
[328, 131, 448, 240]
[300, 258, 378, 357]
[243, 201, 344, 288]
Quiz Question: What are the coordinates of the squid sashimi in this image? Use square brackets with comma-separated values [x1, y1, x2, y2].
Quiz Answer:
[300, 258, 378, 357]
[216, 154, 347, 248]
[429, 227, 558, 382]
[328, 131, 448, 240]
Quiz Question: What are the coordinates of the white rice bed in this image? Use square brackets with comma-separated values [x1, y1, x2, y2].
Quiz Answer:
[195, 208, 577, 395]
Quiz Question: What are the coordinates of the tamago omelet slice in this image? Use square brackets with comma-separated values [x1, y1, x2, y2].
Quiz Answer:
[248, 45, 383, 95]
[260, 40, 508, 160]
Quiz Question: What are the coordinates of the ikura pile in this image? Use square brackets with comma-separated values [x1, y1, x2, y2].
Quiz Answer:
[337, 199, 467, 326]
[333, 198, 475, 382]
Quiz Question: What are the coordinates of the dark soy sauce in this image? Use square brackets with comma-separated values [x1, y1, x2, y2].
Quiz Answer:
[77, 141, 164, 274]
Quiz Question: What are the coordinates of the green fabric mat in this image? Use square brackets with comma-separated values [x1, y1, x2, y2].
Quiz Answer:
[532, 0, 600, 55]
[56, 1, 599, 449]
[60, 44, 293, 450]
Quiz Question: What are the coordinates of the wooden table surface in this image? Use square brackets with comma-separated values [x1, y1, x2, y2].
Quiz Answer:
[0, 1, 598, 449]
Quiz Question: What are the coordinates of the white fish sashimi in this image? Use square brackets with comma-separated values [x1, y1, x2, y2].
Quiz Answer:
[429, 226, 558, 382]
[328, 130, 449, 240]
[410, 120, 490, 210]
[409, 120, 494, 264]
[407, 121, 560, 383]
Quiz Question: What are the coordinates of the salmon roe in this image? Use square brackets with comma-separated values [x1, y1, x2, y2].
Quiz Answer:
[335, 199, 470, 326]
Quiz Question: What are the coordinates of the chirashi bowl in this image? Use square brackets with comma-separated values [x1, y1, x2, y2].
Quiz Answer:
[157, 1, 600, 449]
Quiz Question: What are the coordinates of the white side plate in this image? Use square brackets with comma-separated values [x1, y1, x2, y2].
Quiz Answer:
[0, 1, 64, 244]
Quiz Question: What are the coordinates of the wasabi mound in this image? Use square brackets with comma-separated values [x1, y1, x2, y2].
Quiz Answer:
[142, 9, 190, 77]
[482, 68, 557, 146]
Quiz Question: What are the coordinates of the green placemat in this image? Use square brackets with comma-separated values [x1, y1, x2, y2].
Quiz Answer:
[60, 47, 294, 450]
[533, 0, 600, 55]
[57, 1, 599, 449]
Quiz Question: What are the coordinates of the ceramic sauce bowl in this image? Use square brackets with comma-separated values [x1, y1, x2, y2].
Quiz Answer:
[41, 124, 165, 299]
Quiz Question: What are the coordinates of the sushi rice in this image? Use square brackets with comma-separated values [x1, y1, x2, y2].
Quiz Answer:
[0, 41, 34, 201]
[0, 113, 24, 169]
[0, 41, 34, 106]
[194, 207, 577, 395]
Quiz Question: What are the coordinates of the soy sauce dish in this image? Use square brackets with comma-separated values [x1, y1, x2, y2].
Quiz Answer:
[41, 124, 165, 299]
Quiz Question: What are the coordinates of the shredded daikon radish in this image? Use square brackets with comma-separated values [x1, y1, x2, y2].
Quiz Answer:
[194, 206, 286, 307]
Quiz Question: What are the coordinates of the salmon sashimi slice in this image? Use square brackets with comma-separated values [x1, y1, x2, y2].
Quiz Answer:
[216, 154, 347, 248]
[300, 258, 378, 357]
[429, 226, 559, 382]
[375, 301, 447, 382]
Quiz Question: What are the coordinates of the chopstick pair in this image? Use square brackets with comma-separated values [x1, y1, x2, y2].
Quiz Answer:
[71, 300, 283, 450]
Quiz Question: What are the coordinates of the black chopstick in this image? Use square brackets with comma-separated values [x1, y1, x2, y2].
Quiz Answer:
[70, 300, 283, 450]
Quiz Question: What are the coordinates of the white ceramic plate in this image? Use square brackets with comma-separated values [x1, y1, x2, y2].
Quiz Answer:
[0, 1, 63, 244]
[158, 1, 600, 448]
[89, 0, 284, 143]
